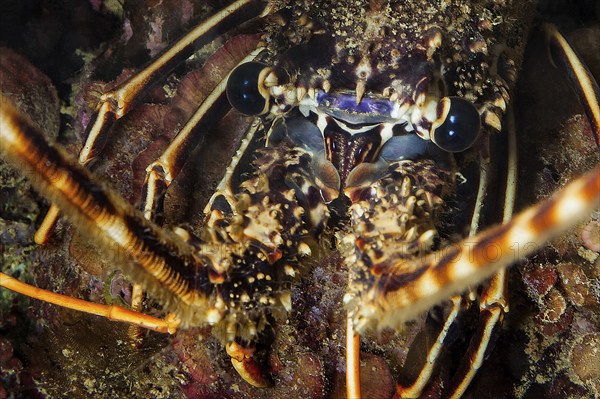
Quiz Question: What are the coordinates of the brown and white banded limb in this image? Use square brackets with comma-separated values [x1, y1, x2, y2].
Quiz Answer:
[396, 126, 514, 398]
[0, 98, 213, 324]
[395, 153, 493, 399]
[353, 162, 600, 333]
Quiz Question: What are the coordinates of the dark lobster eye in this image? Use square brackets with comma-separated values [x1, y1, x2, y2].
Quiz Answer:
[431, 97, 480, 152]
[226, 62, 270, 115]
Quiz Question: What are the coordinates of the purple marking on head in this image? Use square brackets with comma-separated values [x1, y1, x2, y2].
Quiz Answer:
[317, 92, 394, 117]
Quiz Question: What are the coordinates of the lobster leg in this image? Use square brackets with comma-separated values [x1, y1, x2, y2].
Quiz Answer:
[445, 26, 600, 398]
[340, 153, 458, 399]
[544, 24, 600, 147]
[444, 271, 507, 399]
[395, 142, 503, 398]
[110, 38, 264, 343]
[35, 0, 272, 244]
[443, 106, 518, 398]
[129, 61, 243, 342]
[394, 295, 463, 398]
[139, 46, 263, 221]
[226, 341, 272, 388]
